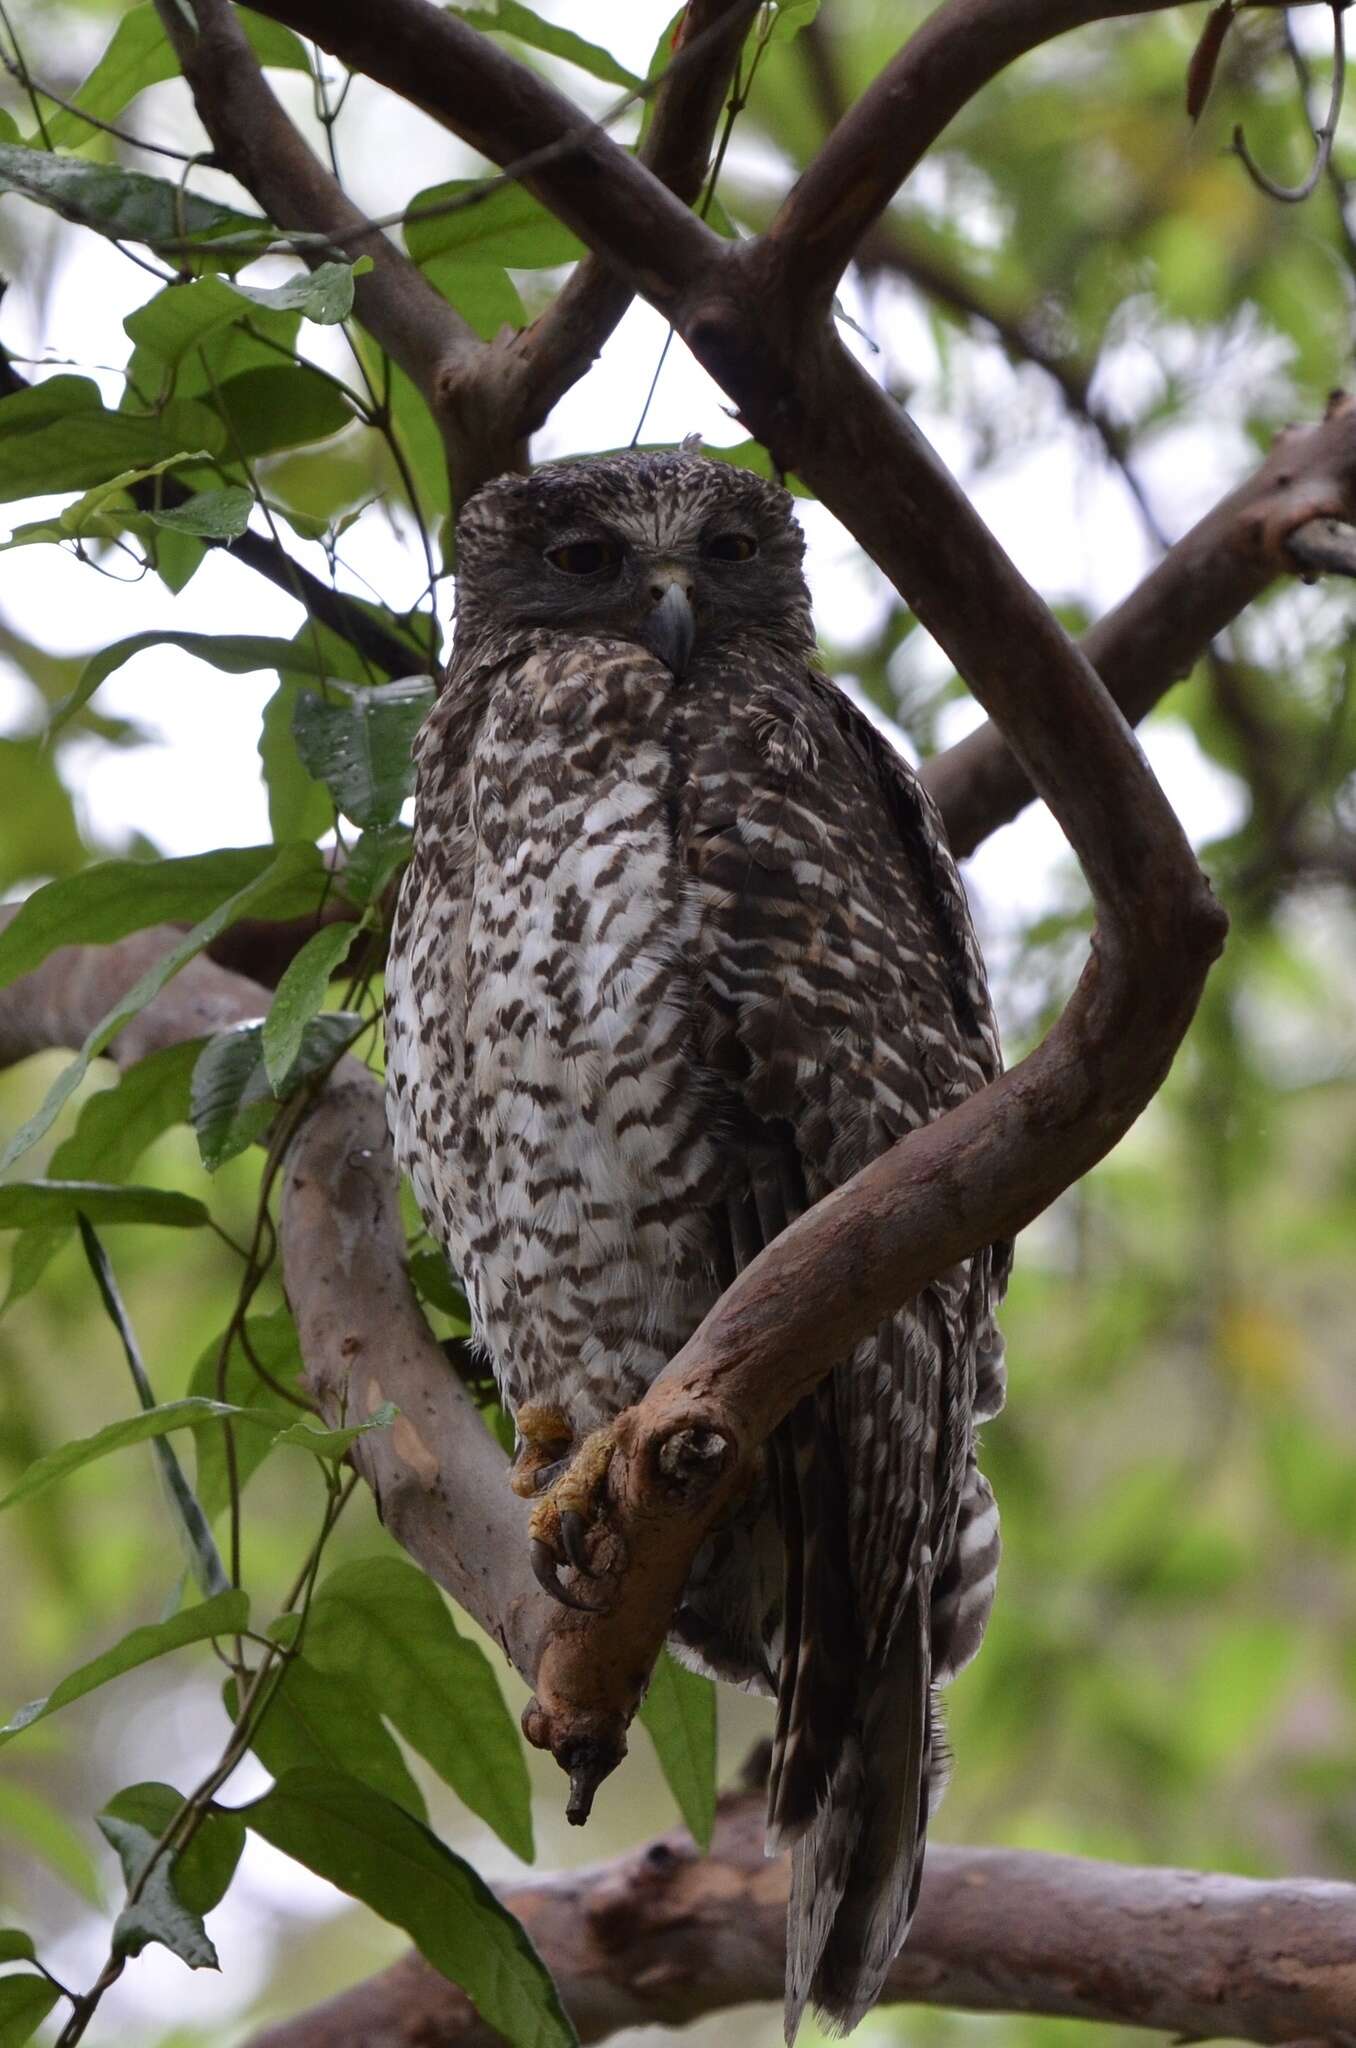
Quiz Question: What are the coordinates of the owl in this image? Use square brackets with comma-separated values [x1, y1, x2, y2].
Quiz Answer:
[385, 445, 1007, 2037]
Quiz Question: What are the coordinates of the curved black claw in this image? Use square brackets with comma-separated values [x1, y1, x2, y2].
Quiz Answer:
[559, 1507, 595, 1576]
[529, 1536, 599, 1613]
[563, 1738, 620, 1825]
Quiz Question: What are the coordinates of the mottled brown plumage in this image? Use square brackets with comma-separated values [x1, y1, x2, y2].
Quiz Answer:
[385, 446, 1007, 2037]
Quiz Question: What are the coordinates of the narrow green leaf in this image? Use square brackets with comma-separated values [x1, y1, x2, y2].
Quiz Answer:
[100, 1782, 244, 1916]
[0, 1183, 207, 1230]
[0, 1781, 103, 1905]
[637, 1651, 716, 1850]
[305, 1556, 533, 1860]
[768, 0, 821, 38]
[407, 1251, 471, 1324]
[0, 841, 318, 987]
[0, 141, 267, 260]
[449, 2, 640, 86]
[405, 178, 585, 268]
[4, 1042, 199, 1312]
[0, 1403, 287, 1514]
[0, 1974, 60, 2046]
[262, 923, 360, 1089]
[191, 1011, 361, 1170]
[149, 487, 253, 539]
[0, 1590, 248, 1746]
[53, 629, 342, 733]
[244, 1770, 575, 2048]
[0, 843, 325, 1173]
[0, 1933, 35, 1964]
[291, 677, 434, 829]
[212, 364, 354, 458]
[269, 1402, 396, 1459]
[420, 256, 526, 340]
[77, 1217, 228, 1600]
[227, 1657, 426, 1819]
[0, 452, 209, 549]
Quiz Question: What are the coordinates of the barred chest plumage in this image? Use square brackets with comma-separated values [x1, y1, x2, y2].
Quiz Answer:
[387, 634, 724, 1431]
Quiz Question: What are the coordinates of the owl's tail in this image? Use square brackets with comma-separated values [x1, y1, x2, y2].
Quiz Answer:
[765, 1397, 939, 2041]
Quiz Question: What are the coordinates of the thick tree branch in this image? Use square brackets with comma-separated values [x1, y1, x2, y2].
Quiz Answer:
[244, 1791, 1356, 2048]
[924, 396, 1356, 855]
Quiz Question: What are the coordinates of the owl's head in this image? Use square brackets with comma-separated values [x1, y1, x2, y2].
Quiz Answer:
[453, 446, 812, 674]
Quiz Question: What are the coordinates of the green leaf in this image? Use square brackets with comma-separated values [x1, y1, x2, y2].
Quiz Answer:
[0, 1404, 286, 1514]
[100, 1781, 245, 1930]
[291, 677, 434, 829]
[0, 142, 267, 261]
[420, 256, 527, 340]
[4, 1042, 199, 1312]
[260, 680, 334, 843]
[211, 364, 354, 458]
[405, 178, 585, 268]
[41, 4, 308, 152]
[0, 1590, 248, 1746]
[228, 258, 368, 323]
[227, 1656, 426, 1819]
[0, 376, 221, 504]
[54, 629, 341, 732]
[100, 1814, 218, 1969]
[149, 487, 253, 538]
[305, 1555, 533, 1860]
[767, 0, 821, 39]
[637, 1651, 716, 1850]
[190, 1011, 361, 1170]
[0, 451, 210, 549]
[262, 923, 361, 1090]
[0, 1182, 207, 1230]
[407, 1250, 470, 1324]
[189, 1308, 305, 1524]
[268, 1402, 397, 1459]
[449, 2, 640, 87]
[0, 843, 325, 1173]
[0, 842, 320, 987]
[341, 824, 412, 907]
[0, 1974, 60, 2047]
[244, 1770, 575, 2048]
[0, 1780, 103, 1905]
[0, 1934, 35, 1965]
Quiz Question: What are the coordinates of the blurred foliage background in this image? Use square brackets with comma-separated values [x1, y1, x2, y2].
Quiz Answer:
[2, 1, 1356, 2044]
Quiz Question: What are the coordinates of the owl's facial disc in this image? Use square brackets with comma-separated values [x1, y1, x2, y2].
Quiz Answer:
[454, 451, 812, 667]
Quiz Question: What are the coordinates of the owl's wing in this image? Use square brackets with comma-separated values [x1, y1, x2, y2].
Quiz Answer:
[680, 667, 1006, 2036]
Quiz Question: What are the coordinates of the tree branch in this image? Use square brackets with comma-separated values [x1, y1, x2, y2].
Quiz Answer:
[767, 0, 1312, 310]
[151, 0, 521, 498]
[243, 1789, 1356, 2048]
[923, 396, 1356, 855]
[483, 0, 760, 445]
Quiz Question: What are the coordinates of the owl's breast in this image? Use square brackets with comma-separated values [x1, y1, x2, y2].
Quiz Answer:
[442, 644, 722, 1426]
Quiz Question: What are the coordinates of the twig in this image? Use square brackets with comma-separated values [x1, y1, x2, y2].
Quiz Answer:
[1232, 0, 1347, 202]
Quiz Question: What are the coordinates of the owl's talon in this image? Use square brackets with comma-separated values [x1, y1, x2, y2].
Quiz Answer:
[530, 1536, 599, 1611]
[559, 1507, 594, 1575]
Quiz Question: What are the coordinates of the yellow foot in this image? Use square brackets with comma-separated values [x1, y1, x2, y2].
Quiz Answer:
[525, 1423, 619, 1611]
[508, 1402, 574, 1501]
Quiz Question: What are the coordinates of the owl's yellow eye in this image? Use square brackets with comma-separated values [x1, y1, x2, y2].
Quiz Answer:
[705, 532, 758, 562]
[545, 539, 622, 575]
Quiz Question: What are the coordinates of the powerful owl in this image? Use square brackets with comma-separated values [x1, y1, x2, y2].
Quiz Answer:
[385, 445, 1007, 2036]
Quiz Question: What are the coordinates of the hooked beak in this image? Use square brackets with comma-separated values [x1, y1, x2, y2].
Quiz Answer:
[637, 573, 696, 677]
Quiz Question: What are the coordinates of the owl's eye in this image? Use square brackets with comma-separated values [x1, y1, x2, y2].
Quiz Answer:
[545, 539, 622, 576]
[705, 532, 758, 562]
